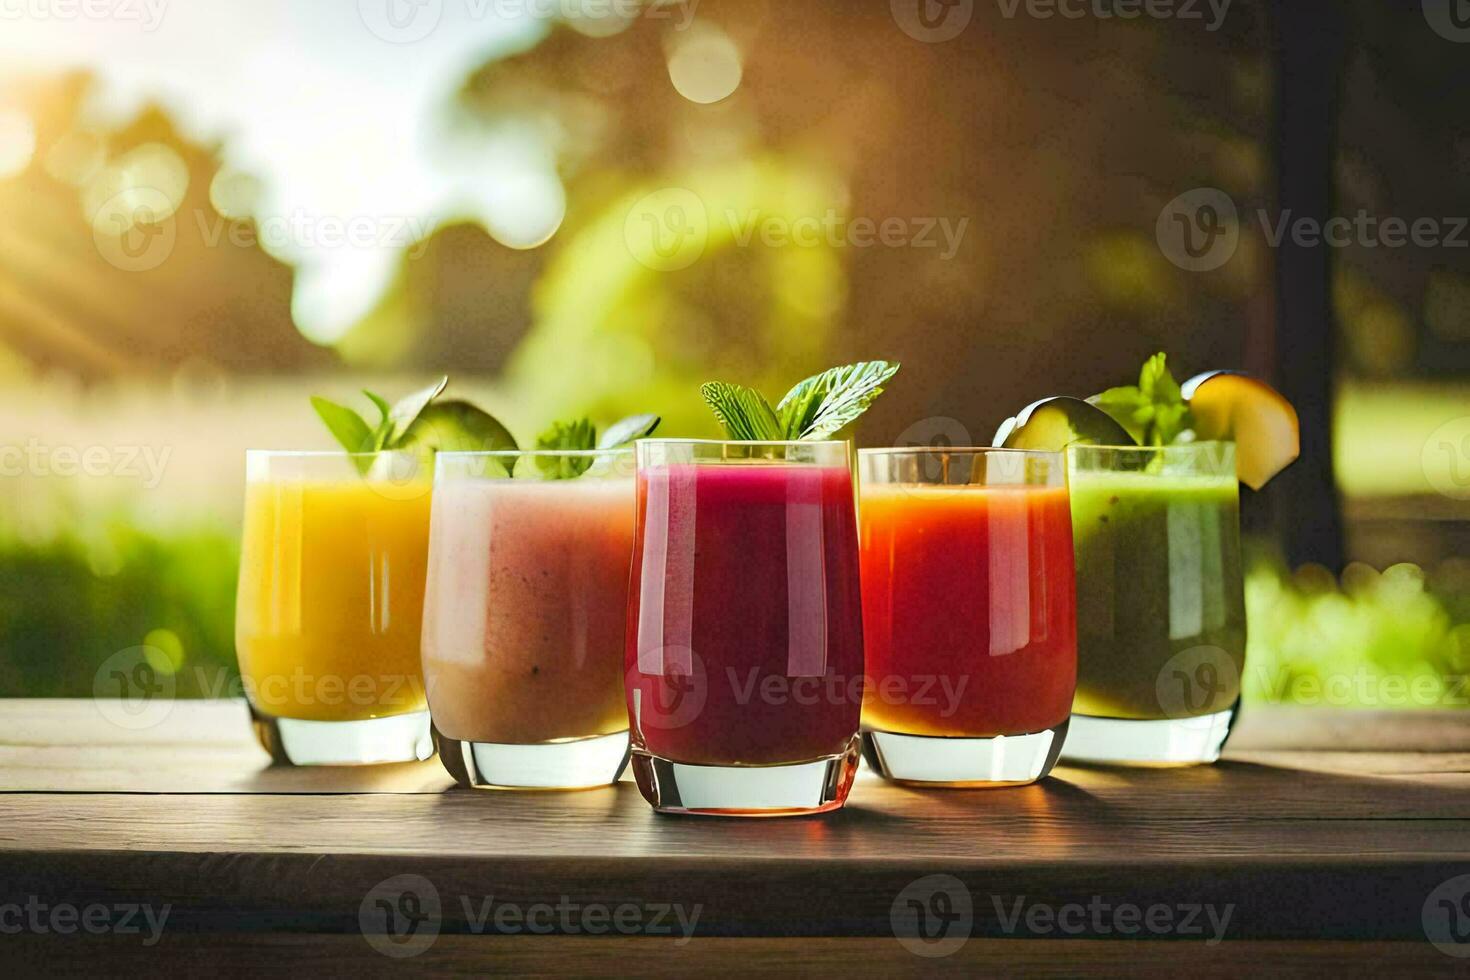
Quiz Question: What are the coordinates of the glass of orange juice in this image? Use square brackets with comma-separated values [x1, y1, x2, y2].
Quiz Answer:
[235, 451, 434, 765]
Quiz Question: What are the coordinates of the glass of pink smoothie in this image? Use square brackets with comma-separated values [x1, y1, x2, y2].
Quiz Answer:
[423, 449, 635, 789]
[626, 440, 865, 816]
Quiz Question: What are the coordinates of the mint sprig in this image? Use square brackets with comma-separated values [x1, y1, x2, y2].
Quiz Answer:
[533, 414, 661, 479]
[1089, 353, 1194, 446]
[700, 361, 901, 442]
[311, 376, 516, 475]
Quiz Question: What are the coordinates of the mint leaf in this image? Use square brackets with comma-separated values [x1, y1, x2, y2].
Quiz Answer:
[778, 361, 900, 440]
[599, 414, 661, 450]
[1089, 354, 1194, 445]
[311, 397, 376, 474]
[534, 418, 597, 479]
[384, 376, 449, 448]
[699, 382, 784, 441]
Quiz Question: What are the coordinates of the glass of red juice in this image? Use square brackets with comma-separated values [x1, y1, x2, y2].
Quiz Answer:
[625, 439, 864, 817]
[858, 448, 1076, 786]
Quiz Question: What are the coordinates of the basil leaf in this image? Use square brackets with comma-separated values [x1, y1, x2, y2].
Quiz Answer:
[699, 382, 784, 441]
[383, 376, 449, 449]
[778, 360, 900, 440]
[310, 397, 376, 474]
[598, 414, 661, 449]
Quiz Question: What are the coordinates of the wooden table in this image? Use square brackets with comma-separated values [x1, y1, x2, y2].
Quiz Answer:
[2, 700, 1468, 975]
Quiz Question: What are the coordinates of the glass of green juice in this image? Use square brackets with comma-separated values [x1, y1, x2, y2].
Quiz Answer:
[1060, 442, 1245, 765]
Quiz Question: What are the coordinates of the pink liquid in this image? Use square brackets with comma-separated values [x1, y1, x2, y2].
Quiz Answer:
[625, 462, 864, 766]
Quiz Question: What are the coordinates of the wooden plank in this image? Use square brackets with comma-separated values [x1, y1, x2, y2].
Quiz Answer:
[2, 935, 1464, 977]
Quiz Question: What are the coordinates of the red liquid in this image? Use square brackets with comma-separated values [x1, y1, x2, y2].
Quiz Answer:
[859, 484, 1077, 738]
[625, 462, 864, 766]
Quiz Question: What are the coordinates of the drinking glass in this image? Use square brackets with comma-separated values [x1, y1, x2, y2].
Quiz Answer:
[422, 450, 635, 789]
[235, 451, 434, 765]
[626, 440, 864, 816]
[858, 448, 1076, 786]
[1063, 442, 1245, 765]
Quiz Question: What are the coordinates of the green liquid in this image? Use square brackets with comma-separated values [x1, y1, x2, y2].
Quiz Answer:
[1070, 471, 1245, 720]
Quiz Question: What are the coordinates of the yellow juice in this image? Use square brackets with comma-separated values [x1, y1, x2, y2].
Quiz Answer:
[235, 476, 431, 723]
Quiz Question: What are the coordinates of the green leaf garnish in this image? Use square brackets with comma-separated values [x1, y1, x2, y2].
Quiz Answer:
[1088, 353, 1194, 446]
[310, 397, 376, 474]
[777, 360, 901, 440]
[383, 376, 449, 448]
[700, 382, 785, 441]
[700, 362, 901, 441]
[534, 418, 597, 479]
[312, 378, 516, 477]
[599, 414, 661, 450]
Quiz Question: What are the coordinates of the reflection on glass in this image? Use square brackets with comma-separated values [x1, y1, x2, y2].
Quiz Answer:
[625, 440, 863, 817]
[234, 451, 433, 766]
[422, 450, 634, 789]
[858, 448, 1076, 786]
[1063, 442, 1246, 766]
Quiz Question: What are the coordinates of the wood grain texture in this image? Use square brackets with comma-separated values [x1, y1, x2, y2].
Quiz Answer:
[0, 700, 1467, 958]
[2, 936, 1465, 978]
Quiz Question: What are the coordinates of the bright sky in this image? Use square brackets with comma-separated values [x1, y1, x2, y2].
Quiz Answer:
[0, 0, 563, 341]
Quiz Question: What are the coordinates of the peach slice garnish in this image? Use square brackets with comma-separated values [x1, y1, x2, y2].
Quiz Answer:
[1181, 371, 1300, 490]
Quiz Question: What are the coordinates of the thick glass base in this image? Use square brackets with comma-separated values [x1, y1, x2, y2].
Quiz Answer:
[861, 721, 1068, 787]
[1061, 708, 1235, 766]
[433, 729, 630, 789]
[250, 708, 434, 766]
[631, 737, 861, 817]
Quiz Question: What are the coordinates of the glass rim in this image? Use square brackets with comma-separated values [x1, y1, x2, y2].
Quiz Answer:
[638, 437, 848, 449]
[244, 449, 418, 459]
[436, 448, 631, 460]
[859, 446, 1061, 459]
[1065, 440, 1234, 453]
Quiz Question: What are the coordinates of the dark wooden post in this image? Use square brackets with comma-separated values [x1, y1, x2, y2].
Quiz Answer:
[1267, 0, 1350, 570]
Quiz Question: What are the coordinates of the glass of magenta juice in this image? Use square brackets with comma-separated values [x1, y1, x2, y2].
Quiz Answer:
[625, 439, 865, 816]
[858, 448, 1076, 785]
[421, 449, 635, 789]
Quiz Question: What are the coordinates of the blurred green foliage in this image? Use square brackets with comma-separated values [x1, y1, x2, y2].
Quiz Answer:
[0, 521, 239, 698]
[2, 519, 1467, 709]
